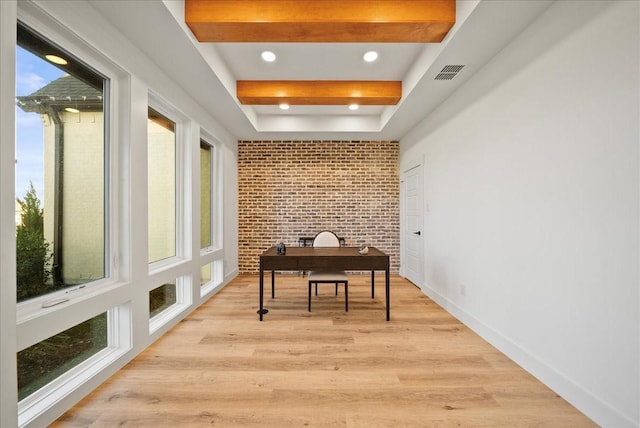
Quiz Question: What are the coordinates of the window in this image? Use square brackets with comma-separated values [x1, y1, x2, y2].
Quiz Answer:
[15, 23, 107, 302]
[200, 260, 223, 296]
[200, 141, 213, 249]
[149, 276, 191, 333]
[147, 107, 176, 264]
[17, 313, 108, 401]
[200, 263, 212, 286]
[149, 282, 176, 318]
[13, 24, 127, 420]
[199, 132, 222, 297]
[17, 304, 130, 426]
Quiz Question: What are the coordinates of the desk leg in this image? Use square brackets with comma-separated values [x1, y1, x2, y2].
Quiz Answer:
[259, 269, 263, 320]
[257, 269, 268, 320]
[371, 270, 375, 299]
[385, 268, 390, 321]
[271, 270, 275, 298]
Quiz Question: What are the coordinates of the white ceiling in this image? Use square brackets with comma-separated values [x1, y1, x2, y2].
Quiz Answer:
[91, 0, 554, 141]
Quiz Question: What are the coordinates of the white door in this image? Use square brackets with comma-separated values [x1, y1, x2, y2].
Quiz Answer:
[401, 164, 423, 288]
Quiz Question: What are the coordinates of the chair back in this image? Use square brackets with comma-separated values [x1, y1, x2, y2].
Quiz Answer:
[313, 230, 340, 247]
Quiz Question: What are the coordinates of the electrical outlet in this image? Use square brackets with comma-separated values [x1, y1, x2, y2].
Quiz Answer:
[460, 283, 466, 296]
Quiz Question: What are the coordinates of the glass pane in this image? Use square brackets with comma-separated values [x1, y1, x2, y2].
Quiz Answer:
[200, 142, 212, 248]
[17, 312, 108, 401]
[16, 24, 106, 302]
[149, 282, 177, 318]
[200, 263, 211, 287]
[148, 108, 176, 263]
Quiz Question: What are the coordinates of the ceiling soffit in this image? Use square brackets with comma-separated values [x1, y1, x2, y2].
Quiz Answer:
[89, 1, 554, 138]
[185, 0, 454, 108]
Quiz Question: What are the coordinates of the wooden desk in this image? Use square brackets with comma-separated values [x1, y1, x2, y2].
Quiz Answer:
[258, 246, 390, 321]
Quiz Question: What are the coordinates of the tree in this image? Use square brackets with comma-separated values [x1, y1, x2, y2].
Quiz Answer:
[16, 182, 53, 301]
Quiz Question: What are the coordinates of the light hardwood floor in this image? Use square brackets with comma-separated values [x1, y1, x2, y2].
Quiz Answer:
[52, 275, 596, 427]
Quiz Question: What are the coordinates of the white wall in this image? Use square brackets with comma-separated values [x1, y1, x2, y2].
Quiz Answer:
[401, 1, 639, 426]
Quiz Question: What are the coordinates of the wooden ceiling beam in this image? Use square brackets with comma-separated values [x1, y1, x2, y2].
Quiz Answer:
[236, 80, 402, 105]
[186, 0, 455, 43]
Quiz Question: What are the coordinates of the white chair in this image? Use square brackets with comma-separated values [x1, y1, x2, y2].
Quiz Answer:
[308, 231, 348, 312]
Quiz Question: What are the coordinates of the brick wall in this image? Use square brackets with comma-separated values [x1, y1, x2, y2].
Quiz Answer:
[238, 140, 400, 274]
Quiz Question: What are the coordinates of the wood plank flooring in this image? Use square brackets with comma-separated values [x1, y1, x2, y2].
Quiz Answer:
[52, 275, 596, 427]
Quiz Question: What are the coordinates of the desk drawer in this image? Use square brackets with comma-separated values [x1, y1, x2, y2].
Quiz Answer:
[260, 257, 299, 271]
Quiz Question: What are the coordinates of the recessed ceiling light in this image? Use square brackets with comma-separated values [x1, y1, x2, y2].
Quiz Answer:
[64, 107, 80, 113]
[363, 51, 378, 62]
[261, 51, 276, 62]
[279, 103, 289, 110]
[45, 54, 68, 65]
[348, 104, 359, 111]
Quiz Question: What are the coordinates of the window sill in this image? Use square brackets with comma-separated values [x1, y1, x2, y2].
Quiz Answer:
[148, 256, 188, 276]
[16, 279, 127, 325]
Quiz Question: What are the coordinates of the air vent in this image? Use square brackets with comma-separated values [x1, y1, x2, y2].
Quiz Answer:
[435, 64, 465, 80]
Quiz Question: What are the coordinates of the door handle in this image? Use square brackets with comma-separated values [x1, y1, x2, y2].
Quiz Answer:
[413, 231, 421, 236]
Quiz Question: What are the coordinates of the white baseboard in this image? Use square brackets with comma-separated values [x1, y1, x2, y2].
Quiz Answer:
[224, 268, 239, 284]
[420, 284, 637, 428]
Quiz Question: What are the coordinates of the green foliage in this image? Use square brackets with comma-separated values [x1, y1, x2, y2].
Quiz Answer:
[16, 182, 53, 301]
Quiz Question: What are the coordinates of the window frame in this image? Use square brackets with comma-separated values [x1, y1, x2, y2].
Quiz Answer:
[199, 137, 215, 252]
[14, 16, 122, 323]
[16, 10, 127, 325]
[198, 130, 224, 298]
[147, 94, 188, 273]
[149, 275, 192, 334]
[13, 7, 132, 426]
[146, 93, 192, 330]
[18, 304, 131, 426]
[200, 260, 224, 297]
[199, 130, 221, 255]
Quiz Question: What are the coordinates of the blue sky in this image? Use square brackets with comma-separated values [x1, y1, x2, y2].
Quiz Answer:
[15, 46, 65, 200]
